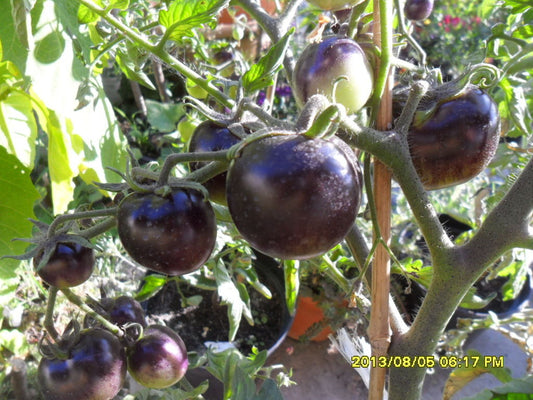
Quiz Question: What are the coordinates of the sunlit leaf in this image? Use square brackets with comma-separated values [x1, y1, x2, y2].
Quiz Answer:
[0, 146, 39, 280]
[242, 28, 294, 94]
[159, 0, 229, 43]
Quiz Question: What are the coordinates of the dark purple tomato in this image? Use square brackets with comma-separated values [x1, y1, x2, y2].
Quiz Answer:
[404, 0, 434, 21]
[408, 87, 501, 190]
[37, 328, 126, 400]
[226, 134, 363, 260]
[117, 189, 217, 276]
[188, 120, 242, 205]
[127, 325, 188, 389]
[293, 36, 373, 114]
[107, 296, 147, 328]
[34, 243, 94, 289]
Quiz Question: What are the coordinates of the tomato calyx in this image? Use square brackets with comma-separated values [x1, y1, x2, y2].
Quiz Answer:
[39, 319, 82, 361]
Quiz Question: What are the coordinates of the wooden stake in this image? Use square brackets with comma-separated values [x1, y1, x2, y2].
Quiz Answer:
[368, 0, 393, 399]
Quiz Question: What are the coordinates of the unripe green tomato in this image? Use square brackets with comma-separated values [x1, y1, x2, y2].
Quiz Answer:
[307, 0, 365, 11]
[178, 116, 200, 144]
[293, 36, 373, 114]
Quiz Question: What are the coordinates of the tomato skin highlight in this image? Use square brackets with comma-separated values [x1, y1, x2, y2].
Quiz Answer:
[188, 120, 243, 205]
[107, 296, 147, 328]
[226, 134, 363, 260]
[293, 36, 373, 114]
[117, 189, 217, 276]
[404, 0, 434, 21]
[127, 325, 189, 389]
[408, 88, 501, 190]
[37, 329, 127, 400]
[35, 243, 94, 289]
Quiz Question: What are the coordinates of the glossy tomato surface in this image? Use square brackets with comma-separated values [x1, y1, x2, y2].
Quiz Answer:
[293, 36, 373, 114]
[226, 134, 363, 260]
[38, 328, 126, 400]
[117, 189, 217, 275]
[107, 296, 147, 328]
[408, 88, 500, 190]
[188, 120, 243, 205]
[35, 243, 94, 289]
[127, 325, 189, 389]
[404, 0, 434, 21]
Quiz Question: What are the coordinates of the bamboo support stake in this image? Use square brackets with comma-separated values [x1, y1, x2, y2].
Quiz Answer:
[368, 0, 393, 399]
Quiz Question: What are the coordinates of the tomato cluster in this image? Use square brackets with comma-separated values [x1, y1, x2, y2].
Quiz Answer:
[38, 296, 189, 398]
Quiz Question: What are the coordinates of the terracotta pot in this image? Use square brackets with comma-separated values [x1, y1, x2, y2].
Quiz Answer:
[288, 296, 335, 342]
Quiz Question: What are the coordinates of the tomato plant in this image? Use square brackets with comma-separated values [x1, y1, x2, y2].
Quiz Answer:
[1, 0, 532, 399]
[127, 325, 189, 389]
[226, 133, 363, 259]
[117, 189, 217, 275]
[293, 36, 374, 114]
[37, 328, 126, 400]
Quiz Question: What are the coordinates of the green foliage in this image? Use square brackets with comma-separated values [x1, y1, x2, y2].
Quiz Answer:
[159, 0, 229, 44]
[242, 28, 294, 94]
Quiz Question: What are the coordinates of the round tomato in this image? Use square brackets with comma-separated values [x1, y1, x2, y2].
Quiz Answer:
[117, 189, 217, 275]
[226, 134, 363, 260]
[404, 0, 434, 21]
[408, 87, 501, 190]
[293, 36, 373, 114]
[127, 325, 188, 389]
[35, 243, 94, 289]
[38, 328, 126, 400]
[107, 296, 147, 328]
[188, 120, 243, 205]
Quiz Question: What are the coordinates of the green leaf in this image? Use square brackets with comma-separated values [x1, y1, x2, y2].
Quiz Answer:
[109, 0, 129, 10]
[242, 28, 294, 94]
[0, 90, 38, 168]
[77, 4, 100, 24]
[9, 0, 32, 49]
[0, 146, 39, 280]
[461, 373, 533, 400]
[443, 350, 513, 400]
[214, 262, 253, 342]
[255, 379, 284, 400]
[159, 0, 229, 43]
[0, 329, 29, 356]
[283, 259, 299, 315]
[145, 99, 185, 132]
[115, 48, 156, 90]
[135, 274, 169, 302]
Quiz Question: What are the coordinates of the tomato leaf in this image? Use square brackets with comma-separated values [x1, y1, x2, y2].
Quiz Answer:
[461, 375, 533, 400]
[283, 259, 299, 315]
[9, 0, 32, 50]
[135, 274, 169, 302]
[242, 28, 294, 95]
[214, 262, 253, 342]
[159, 0, 229, 43]
[443, 350, 513, 400]
[0, 146, 39, 280]
[0, 90, 38, 169]
[145, 99, 185, 132]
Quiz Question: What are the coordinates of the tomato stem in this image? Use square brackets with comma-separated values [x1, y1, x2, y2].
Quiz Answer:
[157, 150, 229, 186]
[47, 208, 117, 238]
[44, 287, 60, 343]
[394, 80, 430, 135]
[60, 289, 123, 337]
